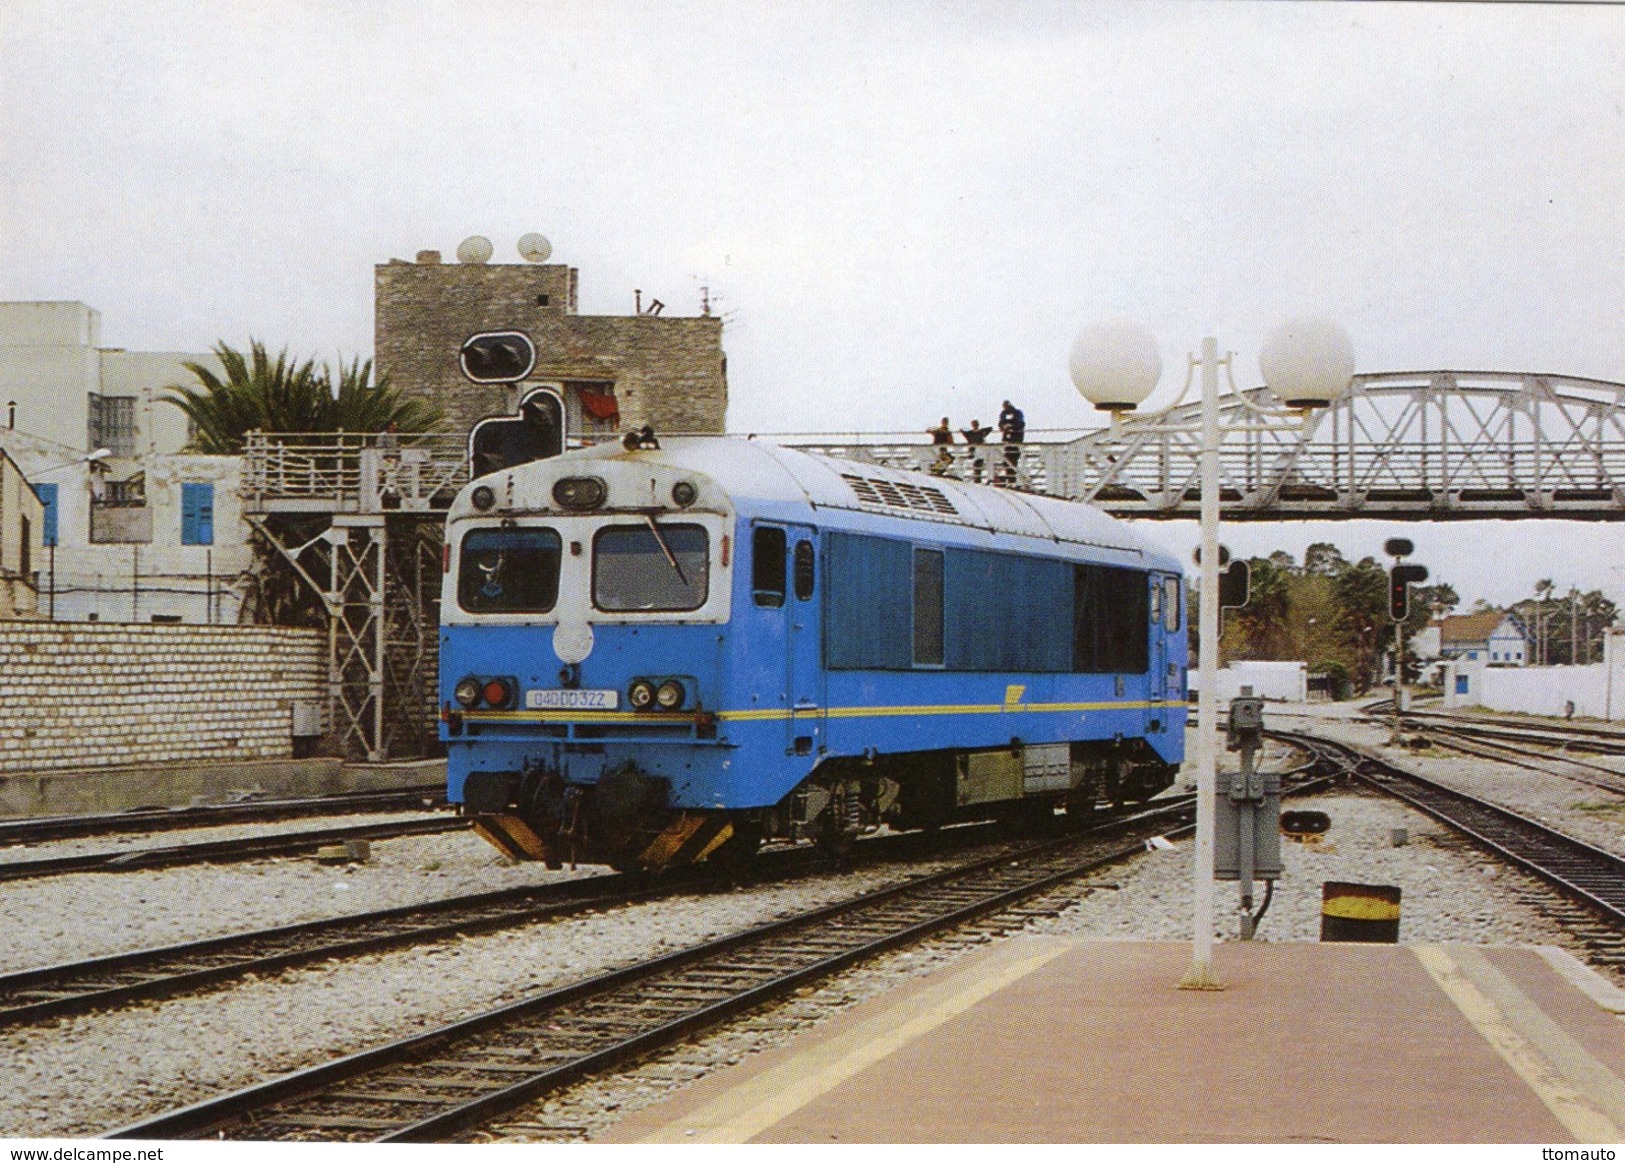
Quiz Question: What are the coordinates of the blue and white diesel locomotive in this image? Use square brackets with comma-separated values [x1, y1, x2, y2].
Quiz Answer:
[439, 437, 1187, 870]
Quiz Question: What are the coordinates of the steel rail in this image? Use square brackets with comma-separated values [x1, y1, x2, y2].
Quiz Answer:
[0, 789, 446, 847]
[109, 802, 1196, 1142]
[1271, 729, 1625, 925]
[1399, 724, 1625, 797]
[0, 815, 1036, 1029]
[1394, 712, 1625, 758]
[0, 875, 652, 1028]
[0, 816, 466, 882]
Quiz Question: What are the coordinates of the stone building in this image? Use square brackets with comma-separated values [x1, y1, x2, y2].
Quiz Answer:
[374, 249, 727, 442]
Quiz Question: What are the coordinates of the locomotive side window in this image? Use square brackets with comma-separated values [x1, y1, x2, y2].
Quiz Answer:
[912, 549, 945, 666]
[943, 549, 1072, 672]
[593, 523, 709, 612]
[752, 526, 787, 607]
[825, 532, 913, 669]
[458, 527, 563, 613]
[793, 540, 816, 601]
[1163, 576, 1181, 630]
[1073, 564, 1150, 673]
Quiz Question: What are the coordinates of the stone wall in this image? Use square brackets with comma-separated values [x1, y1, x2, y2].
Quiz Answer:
[0, 622, 325, 774]
[375, 256, 727, 438]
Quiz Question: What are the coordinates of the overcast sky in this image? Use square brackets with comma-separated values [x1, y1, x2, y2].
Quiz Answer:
[3, 1, 1624, 610]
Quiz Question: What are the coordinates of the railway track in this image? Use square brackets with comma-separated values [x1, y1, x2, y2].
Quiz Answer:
[110, 801, 1196, 1142]
[1272, 729, 1625, 926]
[0, 788, 447, 846]
[1362, 703, 1625, 758]
[1400, 721, 1625, 797]
[0, 815, 466, 882]
[0, 813, 1046, 1029]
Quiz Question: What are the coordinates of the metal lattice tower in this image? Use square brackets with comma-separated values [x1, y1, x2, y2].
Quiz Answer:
[241, 433, 468, 760]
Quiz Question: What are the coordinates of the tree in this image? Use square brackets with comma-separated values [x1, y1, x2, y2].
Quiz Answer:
[162, 340, 442, 453]
[1303, 542, 1348, 577]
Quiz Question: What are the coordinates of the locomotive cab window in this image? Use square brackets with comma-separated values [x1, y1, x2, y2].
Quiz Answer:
[752, 526, 786, 607]
[1163, 576, 1181, 631]
[594, 522, 709, 612]
[459, 527, 563, 613]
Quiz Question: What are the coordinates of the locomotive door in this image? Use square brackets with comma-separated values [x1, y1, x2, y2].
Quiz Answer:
[751, 522, 824, 757]
[1147, 574, 1168, 736]
[783, 525, 824, 758]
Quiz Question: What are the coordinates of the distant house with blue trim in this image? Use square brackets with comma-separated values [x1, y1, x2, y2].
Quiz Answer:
[1435, 611, 1529, 667]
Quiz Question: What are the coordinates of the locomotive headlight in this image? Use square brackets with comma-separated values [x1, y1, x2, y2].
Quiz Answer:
[628, 679, 656, 711]
[670, 480, 697, 508]
[470, 485, 496, 511]
[553, 476, 607, 510]
[482, 678, 515, 709]
[454, 677, 482, 709]
[655, 680, 685, 711]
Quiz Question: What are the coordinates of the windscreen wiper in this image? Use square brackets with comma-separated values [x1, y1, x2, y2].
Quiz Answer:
[645, 513, 689, 586]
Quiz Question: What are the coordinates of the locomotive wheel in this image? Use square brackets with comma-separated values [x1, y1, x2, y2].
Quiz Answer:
[709, 820, 763, 880]
[814, 815, 856, 869]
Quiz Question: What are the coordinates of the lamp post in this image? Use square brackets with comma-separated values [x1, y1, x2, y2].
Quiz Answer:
[1071, 318, 1353, 989]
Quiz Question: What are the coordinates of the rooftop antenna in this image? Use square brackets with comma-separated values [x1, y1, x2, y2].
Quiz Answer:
[456, 236, 494, 264]
[517, 233, 552, 263]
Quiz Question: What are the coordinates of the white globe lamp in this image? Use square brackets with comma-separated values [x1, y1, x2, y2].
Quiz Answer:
[1260, 317, 1355, 408]
[1069, 319, 1163, 413]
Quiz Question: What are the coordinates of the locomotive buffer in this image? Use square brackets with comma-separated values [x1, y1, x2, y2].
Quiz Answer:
[1213, 688, 1280, 940]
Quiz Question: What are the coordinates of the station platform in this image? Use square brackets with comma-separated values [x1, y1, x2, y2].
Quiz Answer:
[0, 756, 446, 818]
[599, 938, 1625, 1144]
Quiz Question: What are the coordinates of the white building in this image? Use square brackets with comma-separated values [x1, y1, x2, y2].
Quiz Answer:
[0, 303, 252, 623]
[0, 447, 44, 619]
[1436, 610, 1529, 667]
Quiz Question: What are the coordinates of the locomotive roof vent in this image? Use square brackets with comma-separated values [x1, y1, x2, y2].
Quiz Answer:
[841, 473, 958, 517]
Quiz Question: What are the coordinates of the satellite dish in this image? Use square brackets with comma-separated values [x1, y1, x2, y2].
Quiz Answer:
[517, 233, 552, 263]
[456, 236, 494, 264]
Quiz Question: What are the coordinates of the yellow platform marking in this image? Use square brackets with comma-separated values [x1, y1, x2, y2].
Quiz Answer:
[1415, 944, 1625, 1142]
[636, 939, 1071, 1143]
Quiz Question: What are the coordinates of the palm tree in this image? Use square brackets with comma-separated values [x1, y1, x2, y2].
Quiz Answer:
[162, 340, 442, 453]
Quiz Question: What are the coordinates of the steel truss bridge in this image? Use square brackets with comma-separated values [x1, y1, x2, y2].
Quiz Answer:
[796, 371, 1625, 521]
[242, 370, 1625, 758]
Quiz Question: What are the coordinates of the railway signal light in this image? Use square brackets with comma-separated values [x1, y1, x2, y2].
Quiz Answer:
[1388, 562, 1429, 621]
[459, 331, 536, 383]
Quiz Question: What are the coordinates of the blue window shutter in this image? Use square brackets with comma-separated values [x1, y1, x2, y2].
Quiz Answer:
[181, 483, 214, 545]
[34, 483, 57, 547]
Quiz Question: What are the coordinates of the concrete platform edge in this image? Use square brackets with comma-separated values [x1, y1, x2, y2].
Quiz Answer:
[0, 756, 446, 818]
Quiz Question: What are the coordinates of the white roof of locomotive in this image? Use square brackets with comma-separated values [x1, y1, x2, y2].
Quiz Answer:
[503, 437, 1178, 571]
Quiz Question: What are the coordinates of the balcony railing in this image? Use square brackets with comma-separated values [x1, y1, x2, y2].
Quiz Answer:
[242, 431, 474, 515]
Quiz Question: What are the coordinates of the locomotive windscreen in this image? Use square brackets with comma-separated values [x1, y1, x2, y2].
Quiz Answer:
[458, 528, 563, 613]
[592, 523, 710, 611]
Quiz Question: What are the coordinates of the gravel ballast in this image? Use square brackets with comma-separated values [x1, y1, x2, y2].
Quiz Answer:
[2, 701, 1618, 1140]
